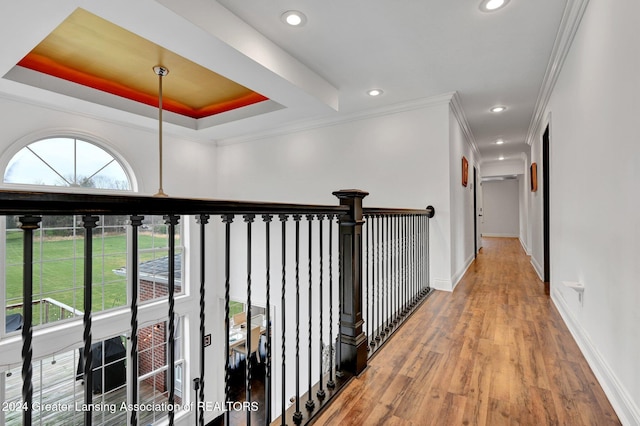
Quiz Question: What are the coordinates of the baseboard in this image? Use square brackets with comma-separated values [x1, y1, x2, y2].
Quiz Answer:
[481, 233, 519, 238]
[530, 255, 544, 281]
[552, 290, 640, 426]
[431, 278, 453, 292]
[450, 253, 475, 291]
[518, 237, 530, 255]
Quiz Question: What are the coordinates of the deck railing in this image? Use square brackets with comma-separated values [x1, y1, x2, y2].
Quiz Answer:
[6, 297, 83, 326]
[0, 189, 434, 426]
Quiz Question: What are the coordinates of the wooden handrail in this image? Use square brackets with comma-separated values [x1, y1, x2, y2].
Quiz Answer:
[0, 190, 350, 216]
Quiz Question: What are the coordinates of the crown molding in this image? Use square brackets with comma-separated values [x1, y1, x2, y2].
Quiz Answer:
[449, 91, 480, 158]
[526, 0, 590, 146]
[216, 92, 457, 146]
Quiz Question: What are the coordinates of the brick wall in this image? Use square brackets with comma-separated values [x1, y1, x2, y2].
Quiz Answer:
[138, 279, 182, 399]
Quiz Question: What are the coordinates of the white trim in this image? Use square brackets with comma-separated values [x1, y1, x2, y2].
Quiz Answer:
[0, 129, 138, 192]
[0, 90, 207, 146]
[552, 290, 640, 426]
[449, 91, 480, 158]
[431, 278, 453, 292]
[518, 237, 530, 255]
[526, 0, 590, 146]
[451, 253, 475, 292]
[481, 233, 519, 238]
[216, 92, 457, 146]
[530, 255, 544, 281]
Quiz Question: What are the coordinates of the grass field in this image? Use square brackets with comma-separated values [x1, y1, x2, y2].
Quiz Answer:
[4, 229, 247, 326]
[4, 230, 175, 324]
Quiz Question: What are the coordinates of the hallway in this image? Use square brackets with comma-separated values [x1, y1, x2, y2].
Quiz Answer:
[313, 237, 620, 425]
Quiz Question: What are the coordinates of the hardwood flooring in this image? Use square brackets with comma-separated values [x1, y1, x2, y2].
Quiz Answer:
[312, 237, 620, 426]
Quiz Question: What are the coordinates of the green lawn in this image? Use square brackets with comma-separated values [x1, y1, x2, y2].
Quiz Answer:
[4, 230, 246, 326]
[5, 231, 174, 324]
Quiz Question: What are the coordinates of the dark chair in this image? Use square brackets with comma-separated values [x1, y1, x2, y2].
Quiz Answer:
[5, 313, 23, 333]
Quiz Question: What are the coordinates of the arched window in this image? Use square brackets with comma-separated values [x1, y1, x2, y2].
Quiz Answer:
[4, 137, 131, 190]
[1, 135, 185, 425]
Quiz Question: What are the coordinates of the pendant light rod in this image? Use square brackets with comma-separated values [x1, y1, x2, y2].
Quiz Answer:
[153, 65, 169, 197]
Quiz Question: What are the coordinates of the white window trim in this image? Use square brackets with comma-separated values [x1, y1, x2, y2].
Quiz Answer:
[0, 129, 138, 192]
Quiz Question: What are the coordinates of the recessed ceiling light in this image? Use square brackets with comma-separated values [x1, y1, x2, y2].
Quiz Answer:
[496, 139, 505, 145]
[480, 0, 510, 12]
[281, 10, 307, 26]
[367, 89, 384, 97]
[490, 106, 506, 113]
[498, 156, 505, 161]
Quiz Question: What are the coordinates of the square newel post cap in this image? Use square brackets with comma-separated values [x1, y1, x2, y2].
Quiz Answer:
[332, 189, 369, 200]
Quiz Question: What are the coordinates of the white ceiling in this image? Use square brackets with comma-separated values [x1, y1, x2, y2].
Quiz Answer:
[0, 0, 569, 163]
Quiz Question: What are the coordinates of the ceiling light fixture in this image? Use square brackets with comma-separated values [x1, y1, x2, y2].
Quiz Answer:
[281, 10, 307, 26]
[496, 139, 505, 145]
[153, 65, 169, 198]
[367, 89, 383, 97]
[490, 106, 506, 113]
[480, 0, 510, 12]
[498, 156, 505, 161]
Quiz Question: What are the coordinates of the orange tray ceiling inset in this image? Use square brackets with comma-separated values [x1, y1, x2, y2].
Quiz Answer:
[17, 8, 268, 119]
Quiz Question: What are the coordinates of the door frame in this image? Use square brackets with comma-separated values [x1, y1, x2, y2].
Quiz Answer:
[542, 124, 551, 294]
[473, 166, 479, 257]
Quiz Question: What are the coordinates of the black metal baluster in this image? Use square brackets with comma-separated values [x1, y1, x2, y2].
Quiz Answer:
[316, 215, 326, 401]
[326, 215, 336, 390]
[244, 214, 255, 426]
[426, 213, 431, 293]
[278, 214, 288, 426]
[222, 214, 234, 426]
[416, 214, 420, 301]
[366, 215, 373, 350]
[391, 215, 398, 327]
[19, 215, 41, 426]
[411, 215, 417, 310]
[164, 214, 179, 426]
[396, 215, 401, 322]
[380, 215, 385, 338]
[380, 215, 386, 339]
[420, 215, 428, 296]
[385, 215, 390, 334]
[305, 215, 315, 412]
[403, 215, 408, 316]
[263, 214, 273, 425]
[421, 214, 425, 297]
[82, 215, 99, 426]
[375, 215, 381, 343]
[197, 214, 209, 426]
[413, 215, 417, 306]
[408, 214, 413, 309]
[416, 215, 420, 302]
[388, 215, 392, 329]
[129, 215, 144, 426]
[292, 215, 303, 425]
[335, 213, 343, 378]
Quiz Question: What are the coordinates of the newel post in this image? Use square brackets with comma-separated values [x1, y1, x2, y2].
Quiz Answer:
[333, 189, 369, 375]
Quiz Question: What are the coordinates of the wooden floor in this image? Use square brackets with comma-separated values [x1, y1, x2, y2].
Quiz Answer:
[312, 238, 620, 426]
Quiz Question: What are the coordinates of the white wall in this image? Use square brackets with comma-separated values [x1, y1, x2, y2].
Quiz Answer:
[481, 158, 525, 177]
[529, 0, 640, 423]
[215, 101, 453, 289]
[518, 174, 530, 254]
[448, 108, 477, 289]
[481, 179, 519, 238]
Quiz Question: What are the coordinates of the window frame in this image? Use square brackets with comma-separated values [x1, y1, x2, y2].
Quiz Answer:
[1, 130, 137, 193]
[0, 131, 193, 426]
